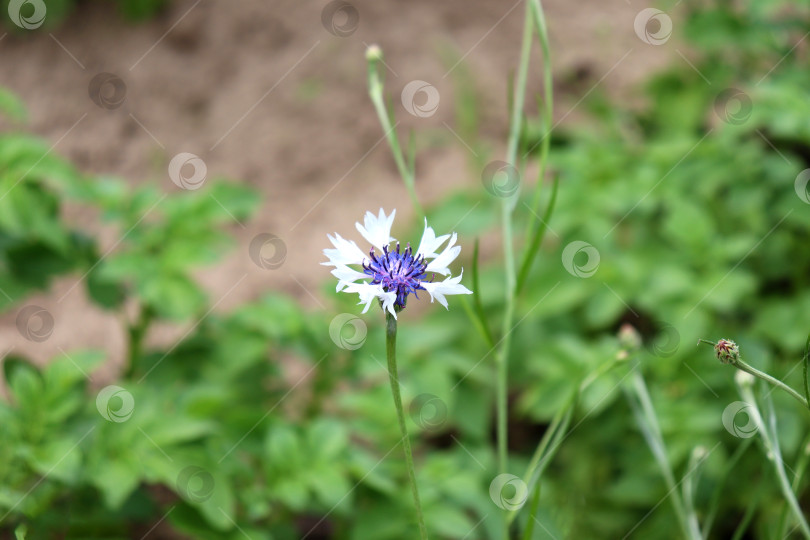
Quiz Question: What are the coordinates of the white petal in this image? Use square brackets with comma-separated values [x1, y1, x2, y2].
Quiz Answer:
[416, 218, 450, 260]
[344, 282, 381, 313]
[330, 265, 368, 292]
[425, 233, 461, 276]
[355, 208, 396, 251]
[323, 233, 368, 267]
[343, 282, 398, 319]
[422, 270, 473, 309]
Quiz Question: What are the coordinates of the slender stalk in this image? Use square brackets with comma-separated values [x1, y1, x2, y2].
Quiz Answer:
[524, 0, 554, 240]
[507, 401, 573, 526]
[495, 6, 533, 536]
[624, 369, 701, 540]
[733, 358, 808, 409]
[738, 382, 810, 539]
[520, 479, 542, 540]
[366, 49, 425, 219]
[385, 312, 428, 540]
[125, 304, 153, 379]
[776, 431, 810, 539]
[698, 339, 809, 409]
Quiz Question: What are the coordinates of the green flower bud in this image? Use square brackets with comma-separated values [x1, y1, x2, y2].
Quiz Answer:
[714, 339, 740, 364]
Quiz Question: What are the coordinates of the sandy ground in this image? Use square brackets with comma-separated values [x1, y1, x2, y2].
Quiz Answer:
[0, 0, 672, 370]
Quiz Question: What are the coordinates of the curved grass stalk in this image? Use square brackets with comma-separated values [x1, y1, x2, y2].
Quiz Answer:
[366, 48, 425, 219]
[624, 368, 702, 540]
[737, 380, 810, 539]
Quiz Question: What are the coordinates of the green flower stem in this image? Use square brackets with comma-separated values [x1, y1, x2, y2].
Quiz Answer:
[624, 369, 701, 540]
[777, 431, 810, 539]
[495, 5, 532, 535]
[698, 339, 809, 409]
[738, 382, 810, 539]
[524, 0, 554, 240]
[733, 358, 809, 410]
[366, 49, 425, 219]
[385, 312, 428, 540]
[507, 397, 573, 526]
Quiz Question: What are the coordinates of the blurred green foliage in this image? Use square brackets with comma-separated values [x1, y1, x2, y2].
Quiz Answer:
[1, 0, 810, 539]
[3, 0, 167, 29]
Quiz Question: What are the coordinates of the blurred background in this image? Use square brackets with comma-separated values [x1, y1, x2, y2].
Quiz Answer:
[1, 0, 810, 538]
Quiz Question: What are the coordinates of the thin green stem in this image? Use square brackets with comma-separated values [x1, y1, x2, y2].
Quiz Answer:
[520, 479, 542, 540]
[367, 49, 425, 219]
[624, 369, 701, 540]
[507, 396, 573, 525]
[125, 304, 153, 379]
[698, 339, 809, 410]
[524, 0, 554, 240]
[776, 431, 810, 539]
[495, 10, 532, 537]
[733, 358, 808, 409]
[738, 382, 810, 539]
[385, 312, 428, 540]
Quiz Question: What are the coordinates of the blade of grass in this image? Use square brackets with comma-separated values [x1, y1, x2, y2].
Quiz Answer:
[515, 173, 558, 295]
[471, 238, 495, 347]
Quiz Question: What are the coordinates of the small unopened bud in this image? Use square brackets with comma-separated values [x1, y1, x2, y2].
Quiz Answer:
[618, 323, 642, 351]
[714, 339, 740, 364]
[735, 369, 755, 387]
[365, 44, 383, 62]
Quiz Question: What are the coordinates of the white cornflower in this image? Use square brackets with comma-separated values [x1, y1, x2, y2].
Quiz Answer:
[323, 208, 472, 318]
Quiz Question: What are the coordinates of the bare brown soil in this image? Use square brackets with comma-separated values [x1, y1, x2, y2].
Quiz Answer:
[0, 0, 670, 369]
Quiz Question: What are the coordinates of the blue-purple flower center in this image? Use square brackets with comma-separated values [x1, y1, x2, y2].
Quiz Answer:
[363, 243, 428, 309]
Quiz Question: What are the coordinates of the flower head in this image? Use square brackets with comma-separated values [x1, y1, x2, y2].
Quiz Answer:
[323, 209, 472, 318]
[714, 339, 740, 364]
